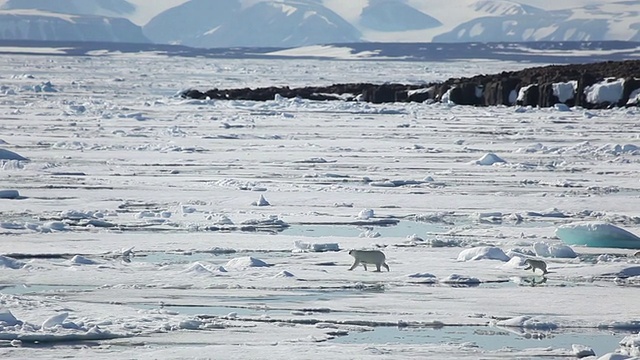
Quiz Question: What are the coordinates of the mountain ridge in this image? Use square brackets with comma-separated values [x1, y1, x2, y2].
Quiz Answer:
[0, 0, 639, 47]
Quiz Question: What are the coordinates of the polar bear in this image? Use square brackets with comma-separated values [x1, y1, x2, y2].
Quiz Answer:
[348, 249, 389, 272]
[524, 258, 548, 275]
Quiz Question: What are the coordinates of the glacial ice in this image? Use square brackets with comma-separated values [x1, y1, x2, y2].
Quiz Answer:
[556, 221, 640, 249]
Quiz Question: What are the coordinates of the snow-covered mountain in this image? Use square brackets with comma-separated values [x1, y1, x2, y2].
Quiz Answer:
[143, 0, 361, 48]
[0, 0, 639, 47]
[0, 0, 135, 17]
[140, 0, 640, 47]
[0, 9, 148, 43]
[358, 0, 441, 32]
[142, 0, 239, 46]
[432, 0, 640, 42]
[0, 0, 147, 43]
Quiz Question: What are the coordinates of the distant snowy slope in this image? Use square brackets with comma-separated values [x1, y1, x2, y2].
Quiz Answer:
[145, 0, 361, 48]
[0, 9, 148, 43]
[358, 0, 441, 32]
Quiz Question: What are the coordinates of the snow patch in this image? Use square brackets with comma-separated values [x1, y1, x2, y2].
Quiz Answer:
[552, 80, 577, 103]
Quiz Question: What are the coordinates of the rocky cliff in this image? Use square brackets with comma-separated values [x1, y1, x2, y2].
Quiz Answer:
[182, 59, 640, 109]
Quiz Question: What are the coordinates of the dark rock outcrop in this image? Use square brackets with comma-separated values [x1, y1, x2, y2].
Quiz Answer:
[182, 59, 640, 109]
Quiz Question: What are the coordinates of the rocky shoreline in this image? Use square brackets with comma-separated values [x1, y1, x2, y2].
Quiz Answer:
[182, 59, 640, 109]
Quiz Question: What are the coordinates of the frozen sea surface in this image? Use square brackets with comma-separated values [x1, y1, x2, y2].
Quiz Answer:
[0, 53, 640, 359]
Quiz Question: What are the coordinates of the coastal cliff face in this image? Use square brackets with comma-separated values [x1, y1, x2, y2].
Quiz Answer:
[183, 60, 640, 109]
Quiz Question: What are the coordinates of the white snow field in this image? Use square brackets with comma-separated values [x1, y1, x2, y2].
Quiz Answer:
[1, 52, 640, 360]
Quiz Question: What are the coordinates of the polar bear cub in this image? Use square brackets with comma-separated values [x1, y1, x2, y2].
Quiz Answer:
[524, 258, 548, 275]
[348, 249, 389, 272]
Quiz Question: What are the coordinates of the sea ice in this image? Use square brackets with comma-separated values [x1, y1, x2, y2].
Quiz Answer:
[556, 222, 640, 249]
[2, 51, 640, 360]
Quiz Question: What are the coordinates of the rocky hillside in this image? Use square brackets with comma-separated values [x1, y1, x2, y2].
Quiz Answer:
[182, 59, 640, 109]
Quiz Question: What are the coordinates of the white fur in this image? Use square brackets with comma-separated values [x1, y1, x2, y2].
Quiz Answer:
[348, 250, 389, 272]
[524, 258, 548, 275]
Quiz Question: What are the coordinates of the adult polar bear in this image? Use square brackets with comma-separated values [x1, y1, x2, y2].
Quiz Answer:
[348, 249, 390, 272]
[524, 258, 548, 275]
